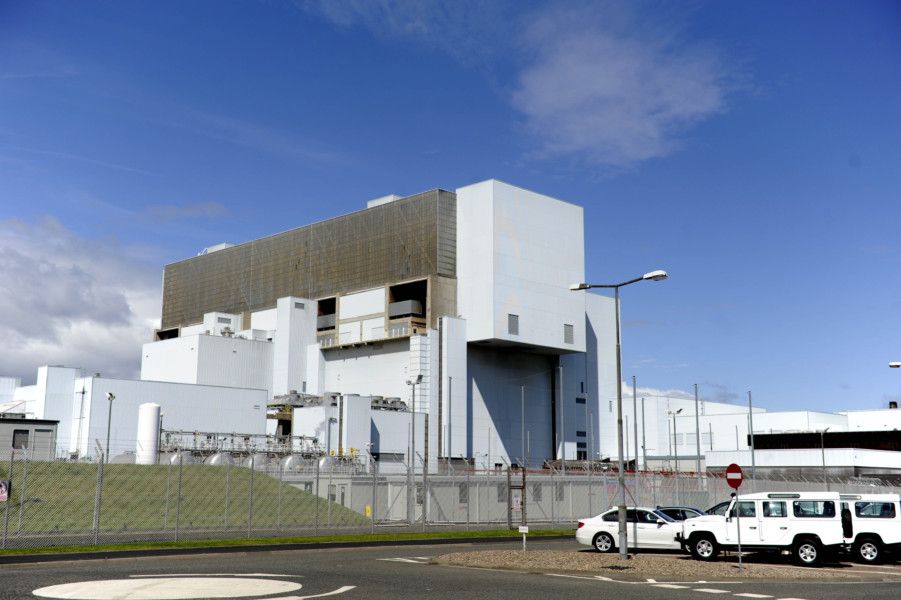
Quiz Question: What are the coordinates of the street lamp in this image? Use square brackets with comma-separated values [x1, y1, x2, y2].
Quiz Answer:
[820, 427, 830, 490]
[668, 408, 683, 471]
[405, 374, 422, 526]
[570, 269, 668, 560]
[104, 392, 115, 463]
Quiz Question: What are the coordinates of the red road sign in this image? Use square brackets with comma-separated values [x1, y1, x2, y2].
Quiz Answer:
[726, 463, 743, 489]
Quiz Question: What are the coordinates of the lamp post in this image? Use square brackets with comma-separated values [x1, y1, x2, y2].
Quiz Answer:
[820, 427, 830, 490]
[693, 384, 701, 480]
[104, 392, 115, 463]
[405, 374, 422, 526]
[668, 408, 683, 471]
[570, 269, 668, 561]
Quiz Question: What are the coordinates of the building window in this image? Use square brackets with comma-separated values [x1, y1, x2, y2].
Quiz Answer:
[577, 442, 587, 449]
[564, 324, 574, 344]
[575, 396, 586, 405]
[12, 429, 28, 449]
[576, 431, 586, 438]
[531, 483, 542, 501]
[217, 316, 231, 324]
[576, 450, 587, 460]
[497, 484, 508, 503]
[507, 314, 519, 336]
[294, 301, 305, 310]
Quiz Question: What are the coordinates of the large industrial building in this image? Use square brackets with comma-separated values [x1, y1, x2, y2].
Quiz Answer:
[2, 178, 899, 478]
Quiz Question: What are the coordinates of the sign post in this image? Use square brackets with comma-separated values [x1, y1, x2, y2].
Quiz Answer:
[726, 463, 744, 573]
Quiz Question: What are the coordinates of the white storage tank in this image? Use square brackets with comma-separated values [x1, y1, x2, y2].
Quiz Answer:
[135, 402, 161, 465]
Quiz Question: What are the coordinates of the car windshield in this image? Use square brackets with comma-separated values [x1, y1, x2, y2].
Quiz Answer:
[707, 502, 730, 516]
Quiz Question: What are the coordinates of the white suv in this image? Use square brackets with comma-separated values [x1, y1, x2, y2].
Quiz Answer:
[680, 492, 845, 566]
[841, 493, 901, 564]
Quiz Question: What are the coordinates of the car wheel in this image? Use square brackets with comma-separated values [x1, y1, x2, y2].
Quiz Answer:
[593, 532, 615, 553]
[690, 534, 719, 561]
[855, 538, 881, 564]
[793, 538, 820, 566]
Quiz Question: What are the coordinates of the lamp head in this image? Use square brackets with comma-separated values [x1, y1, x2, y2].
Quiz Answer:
[569, 283, 589, 291]
[643, 270, 668, 282]
[105, 392, 115, 401]
[890, 362, 901, 369]
[675, 408, 683, 415]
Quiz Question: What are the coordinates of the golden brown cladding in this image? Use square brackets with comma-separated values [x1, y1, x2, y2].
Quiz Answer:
[161, 189, 457, 330]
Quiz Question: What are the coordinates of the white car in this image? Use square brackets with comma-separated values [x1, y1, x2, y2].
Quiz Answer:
[681, 492, 846, 566]
[841, 493, 901, 563]
[576, 507, 683, 552]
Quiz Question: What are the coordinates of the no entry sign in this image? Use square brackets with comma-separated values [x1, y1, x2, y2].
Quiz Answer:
[726, 463, 743, 489]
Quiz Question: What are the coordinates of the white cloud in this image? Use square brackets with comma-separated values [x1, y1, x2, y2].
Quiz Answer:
[0, 218, 160, 383]
[512, 3, 729, 167]
[302, 0, 734, 168]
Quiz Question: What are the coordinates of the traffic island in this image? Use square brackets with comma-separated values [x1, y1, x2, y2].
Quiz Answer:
[430, 550, 871, 580]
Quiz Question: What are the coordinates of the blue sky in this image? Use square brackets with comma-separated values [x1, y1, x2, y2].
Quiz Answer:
[1, 1, 899, 412]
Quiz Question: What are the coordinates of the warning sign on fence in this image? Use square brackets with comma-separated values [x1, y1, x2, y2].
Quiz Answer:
[0, 480, 9, 502]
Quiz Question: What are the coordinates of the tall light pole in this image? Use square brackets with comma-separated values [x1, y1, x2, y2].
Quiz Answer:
[104, 392, 115, 463]
[406, 374, 422, 526]
[668, 408, 683, 471]
[820, 426, 831, 490]
[570, 269, 668, 561]
[632, 376, 639, 507]
[693, 384, 701, 480]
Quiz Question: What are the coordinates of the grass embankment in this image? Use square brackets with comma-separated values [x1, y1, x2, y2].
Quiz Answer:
[0, 528, 573, 556]
[0, 461, 367, 534]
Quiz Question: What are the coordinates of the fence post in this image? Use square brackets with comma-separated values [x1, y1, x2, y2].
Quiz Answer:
[588, 467, 593, 516]
[422, 456, 428, 532]
[314, 457, 320, 536]
[16, 449, 28, 534]
[550, 470, 556, 524]
[2, 450, 14, 549]
[163, 458, 172, 530]
[370, 463, 377, 535]
[277, 460, 284, 533]
[247, 454, 255, 539]
[465, 467, 471, 531]
[224, 458, 231, 529]
[174, 452, 183, 542]
[91, 455, 104, 546]
[326, 470, 332, 528]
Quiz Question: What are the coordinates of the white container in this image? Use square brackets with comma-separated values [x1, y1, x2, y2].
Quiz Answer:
[135, 403, 161, 465]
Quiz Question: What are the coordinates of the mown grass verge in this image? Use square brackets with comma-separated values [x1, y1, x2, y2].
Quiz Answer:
[0, 529, 573, 557]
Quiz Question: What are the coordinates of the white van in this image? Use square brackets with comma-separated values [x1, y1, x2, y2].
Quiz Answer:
[680, 492, 845, 566]
[840, 493, 901, 563]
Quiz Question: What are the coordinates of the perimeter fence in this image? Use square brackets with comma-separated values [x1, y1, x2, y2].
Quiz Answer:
[1, 449, 898, 550]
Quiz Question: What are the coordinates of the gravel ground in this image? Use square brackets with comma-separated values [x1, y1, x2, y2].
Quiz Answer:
[430, 550, 865, 580]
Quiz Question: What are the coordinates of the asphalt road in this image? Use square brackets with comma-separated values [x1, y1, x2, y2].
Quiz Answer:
[0, 539, 899, 600]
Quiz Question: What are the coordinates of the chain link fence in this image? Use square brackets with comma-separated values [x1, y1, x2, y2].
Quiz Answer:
[1, 448, 899, 550]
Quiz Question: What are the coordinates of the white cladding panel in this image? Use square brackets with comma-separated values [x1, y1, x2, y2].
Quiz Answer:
[272, 297, 317, 396]
[194, 335, 273, 398]
[456, 180, 585, 351]
[338, 321, 361, 344]
[36, 366, 78, 448]
[341, 396, 372, 458]
[440, 317, 467, 459]
[203, 312, 241, 336]
[292, 405, 337, 454]
[371, 410, 425, 456]
[0, 377, 19, 404]
[180, 324, 205, 336]
[323, 339, 410, 399]
[455, 181, 495, 341]
[845, 409, 901, 431]
[251, 308, 278, 331]
[706, 448, 900, 469]
[72, 378, 267, 459]
[361, 317, 385, 342]
[339, 287, 385, 320]
[141, 337, 200, 384]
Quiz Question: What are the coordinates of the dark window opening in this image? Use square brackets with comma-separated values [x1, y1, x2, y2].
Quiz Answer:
[388, 280, 427, 319]
[12, 429, 28, 449]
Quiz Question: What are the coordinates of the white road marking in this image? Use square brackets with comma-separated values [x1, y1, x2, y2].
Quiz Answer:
[653, 584, 689, 589]
[775, 598, 808, 600]
[411, 556, 432, 560]
[694, 589, 731, 594]
[646, 578, 657, 583]
[130, 573, 299, 578]
[820, 567, 901, 576]
[33, 577, 303, 599]
[734, 594, 773, 598]
[377, 558, 428, 564]
[282, 586, 356, 599]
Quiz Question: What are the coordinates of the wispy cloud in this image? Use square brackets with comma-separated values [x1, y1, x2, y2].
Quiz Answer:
[302, 0, 735, 168]
[144, 201, 229, 223]
[2, 144, 154, 175]
[0, 218, 160, 383]
[512, 3, 731, 168]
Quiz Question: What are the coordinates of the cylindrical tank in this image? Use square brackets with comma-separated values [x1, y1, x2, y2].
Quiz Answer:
[135, 403, 161, 465]
[169, 451, 195, 465]
[205, 452, 234, 466]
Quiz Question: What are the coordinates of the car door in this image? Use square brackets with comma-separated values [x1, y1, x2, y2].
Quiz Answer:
[760, 500, 789, 545]
[636, 510, 670, 548]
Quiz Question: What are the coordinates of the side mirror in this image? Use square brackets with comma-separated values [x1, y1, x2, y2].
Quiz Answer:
[656, 518, 666, 526]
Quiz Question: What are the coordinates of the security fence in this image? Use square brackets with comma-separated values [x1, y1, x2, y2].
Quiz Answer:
[1, 448, 899, 550]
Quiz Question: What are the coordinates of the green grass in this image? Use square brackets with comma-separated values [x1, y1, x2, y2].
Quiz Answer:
[0, 461, 368, 535]
[0, 529, 573, 556]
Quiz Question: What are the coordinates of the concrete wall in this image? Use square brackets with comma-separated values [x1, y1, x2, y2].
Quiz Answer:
[467, 345, 556, 468]
[440, 317, 468, 459]
[322, 338, 410, 398]
[456, 180, 585, 352]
